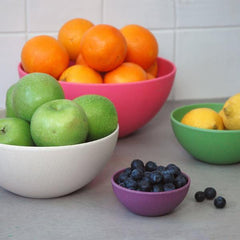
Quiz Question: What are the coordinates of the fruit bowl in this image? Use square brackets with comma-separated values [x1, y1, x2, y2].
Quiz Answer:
[111, 168, 190, 216]
[18, 57, 176, 138]
[171, 103, 240, 164]
[0, 109, 118, 198]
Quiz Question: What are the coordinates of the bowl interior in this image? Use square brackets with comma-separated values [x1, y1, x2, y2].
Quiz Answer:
[111, 168, 190, 216]
[171, 103, 240, 164]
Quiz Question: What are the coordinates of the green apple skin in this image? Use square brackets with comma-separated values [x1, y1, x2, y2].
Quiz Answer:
[5, 83, 17, 117]
[73, 94, 118, 141]
[0, 118, 34, 146]
[30, 99, 89, 146]
[13, 73, 65, 122]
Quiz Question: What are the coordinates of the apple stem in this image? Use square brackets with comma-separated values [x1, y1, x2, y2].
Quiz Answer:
[0, 127, 6, 135]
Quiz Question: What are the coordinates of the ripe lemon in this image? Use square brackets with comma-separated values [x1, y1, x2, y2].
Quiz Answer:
[181, 108, 224, 130]
[73, 95, 118, 141]
[219, 93, 240, 130]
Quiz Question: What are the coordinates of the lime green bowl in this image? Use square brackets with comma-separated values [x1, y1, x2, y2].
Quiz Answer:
[170, 103, 240, 165]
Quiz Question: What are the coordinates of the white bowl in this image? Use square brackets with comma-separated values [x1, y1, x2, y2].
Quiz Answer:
[0, 109, 118, 198]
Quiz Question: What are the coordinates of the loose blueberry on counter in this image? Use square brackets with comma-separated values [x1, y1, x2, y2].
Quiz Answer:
[195, 191, 205, 202]
[214, 196, 226, 209]
[131, 159, 144, 170]
[145, 161, 157, 172]
[204, 187, 217, 200]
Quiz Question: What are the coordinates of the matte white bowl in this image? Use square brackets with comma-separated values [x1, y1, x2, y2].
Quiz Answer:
[0, 109, 118, 198]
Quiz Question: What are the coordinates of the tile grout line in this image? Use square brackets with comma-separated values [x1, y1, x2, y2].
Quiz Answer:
[172, 0, 177, 101]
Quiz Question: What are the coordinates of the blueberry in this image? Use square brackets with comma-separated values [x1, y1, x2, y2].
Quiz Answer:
[124, 178, 138, 190]
[131, 159, 144, 170]
[166, 164, 181, 177]
[214, 196, 226, 209]
[194, 191, 205, 202]
[152, 183, 164, 192]
[145, 161, 157, 172]
[138, 179, 152, 192]
[130, 168, 144, 180]
[204, 187, 217, 200]
[174, 174, 187, 188]
[123, 167, 132, 176]
[117, 172, 129, 183]
[156, 165, 165, 173]
[162, 170, 174, 183]
[163, 183, 176, 191]
[118, 182, 125, 188]
[144, 171, 151, 178]
[149, 171, 162, 184]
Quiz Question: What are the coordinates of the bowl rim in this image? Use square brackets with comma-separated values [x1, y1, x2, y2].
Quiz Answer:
[170, 102, 240, 134]
[111, 168, 191, 196]
[0, 110, 119, 151]
[18, 57, 177, 86]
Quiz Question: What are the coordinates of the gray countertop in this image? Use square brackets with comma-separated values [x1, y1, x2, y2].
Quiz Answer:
[0, 98, 239, 240]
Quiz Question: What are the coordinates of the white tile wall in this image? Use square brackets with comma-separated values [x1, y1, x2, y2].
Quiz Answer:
[1, 0, 240, 107]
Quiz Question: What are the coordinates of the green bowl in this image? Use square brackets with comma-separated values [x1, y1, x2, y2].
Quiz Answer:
[170, 103, 240, 165]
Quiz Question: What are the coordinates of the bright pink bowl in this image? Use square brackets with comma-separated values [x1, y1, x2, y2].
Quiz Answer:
[111, 169, 190, 216]
[18, 57, 176, 137]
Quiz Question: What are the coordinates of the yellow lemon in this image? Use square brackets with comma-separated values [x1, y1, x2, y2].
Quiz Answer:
[181, 108, 224, 130]
[219, 93, 240, 130]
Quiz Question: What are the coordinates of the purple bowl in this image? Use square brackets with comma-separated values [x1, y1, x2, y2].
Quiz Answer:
[111, 169, 191, 217]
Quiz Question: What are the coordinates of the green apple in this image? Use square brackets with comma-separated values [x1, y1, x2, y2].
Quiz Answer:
[5, 83, 17, 117]
[13, 73, 65, 122]
[73, 94, 118, 141]
[30, 99, 89, 146]
[0, 118, 34, 146]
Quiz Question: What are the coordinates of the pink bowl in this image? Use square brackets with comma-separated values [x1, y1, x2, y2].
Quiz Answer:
[18, 57, 176, 137]
[111, 169, 190, 216]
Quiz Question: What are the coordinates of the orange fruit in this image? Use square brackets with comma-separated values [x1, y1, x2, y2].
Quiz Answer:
[120, 24, 158, 70]
[80, 24, 127, 72]
[146, 73, 155, 80]
[76, 52, 88, 66]
[104, 62, 147, 84]
[58, 18, 94, 60]
[146, 59, 158, 77]
[59, 64, 103, 84]
[21, 35, 69, 79]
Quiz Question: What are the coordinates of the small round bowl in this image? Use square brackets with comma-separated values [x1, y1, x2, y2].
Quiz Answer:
[111, 169, 190, 217]
[0, 109, 118, 198]
[171, 103, 240, 164]
[18, 57, 176, 138]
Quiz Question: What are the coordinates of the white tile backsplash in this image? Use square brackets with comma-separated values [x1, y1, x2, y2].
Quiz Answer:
[1, 0, 240, 107]
[103, 0, 175, 29]
[0, 0, 25, 32]
[0, 34, 26, 107]
[175, 28, 240, 100]
[176, 0, 240, 28]
[27, 0, 102, 32]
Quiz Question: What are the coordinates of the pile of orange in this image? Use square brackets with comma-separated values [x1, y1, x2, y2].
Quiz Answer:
[20, 18, 159, 84]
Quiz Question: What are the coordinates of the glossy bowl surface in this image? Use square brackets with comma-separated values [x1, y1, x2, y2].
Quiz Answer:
[0, 109, 118, 198]
[111, 168, 190, 217]
[18, 57, 176, 137]
[171, 103, 240, 164]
